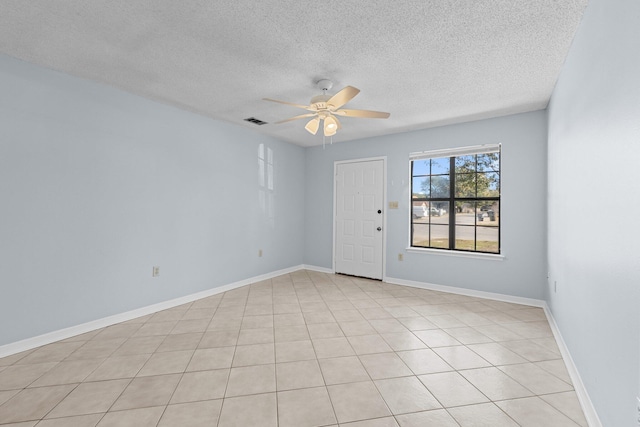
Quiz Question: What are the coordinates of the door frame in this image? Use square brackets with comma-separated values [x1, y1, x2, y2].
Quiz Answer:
[332, 156, 387, 280]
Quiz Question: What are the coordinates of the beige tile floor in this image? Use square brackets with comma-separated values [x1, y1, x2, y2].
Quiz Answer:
[0, 270, 589, 426]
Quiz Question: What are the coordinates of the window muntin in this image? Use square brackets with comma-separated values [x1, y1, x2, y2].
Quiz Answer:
[410, 146, 500, 254]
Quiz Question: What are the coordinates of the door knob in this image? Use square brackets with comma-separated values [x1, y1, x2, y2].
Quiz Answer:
[377, 227, 382, 231]
[377, 210, 382, 214]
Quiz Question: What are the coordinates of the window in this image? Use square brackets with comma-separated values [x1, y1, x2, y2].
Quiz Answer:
[410, 145, 501, 254]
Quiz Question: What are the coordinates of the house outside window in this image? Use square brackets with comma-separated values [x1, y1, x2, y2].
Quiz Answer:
[410, 144, 501, 254]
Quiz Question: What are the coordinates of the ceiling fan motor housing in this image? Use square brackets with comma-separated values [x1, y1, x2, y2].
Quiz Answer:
[310, 94, 331, 111]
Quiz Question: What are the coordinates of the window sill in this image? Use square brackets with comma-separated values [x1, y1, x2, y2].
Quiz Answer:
[405, 247, 505, 261]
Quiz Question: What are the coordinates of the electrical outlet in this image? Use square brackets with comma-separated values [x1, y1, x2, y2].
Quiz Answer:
[152, 266, 160, 277]
[388, 201, 399, 209]
[398, 253, 403, 261]
[258, 249, 263, 257]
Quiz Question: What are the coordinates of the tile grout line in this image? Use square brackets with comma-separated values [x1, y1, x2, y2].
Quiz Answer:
[0, 270, 590, 426]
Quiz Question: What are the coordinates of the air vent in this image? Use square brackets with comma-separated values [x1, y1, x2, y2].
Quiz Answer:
[244, 117, 268, 125]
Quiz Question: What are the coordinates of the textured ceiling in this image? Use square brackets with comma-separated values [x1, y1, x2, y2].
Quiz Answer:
[0, 1, 588, 146]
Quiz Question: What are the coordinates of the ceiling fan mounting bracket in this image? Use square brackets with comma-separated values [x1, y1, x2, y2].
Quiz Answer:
[316, 79, 333, 92]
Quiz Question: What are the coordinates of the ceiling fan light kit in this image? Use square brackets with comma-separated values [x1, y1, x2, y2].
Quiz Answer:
[263, 79, 390, 138]
[323, 114, 338, 136]
[305, 117, 320, 135]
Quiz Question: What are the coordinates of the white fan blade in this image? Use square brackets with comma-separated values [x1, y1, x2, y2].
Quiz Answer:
[263, 98, 315, 111]
[327, 86, 360, 110]
[275, 113, 317, 124]
[333, 109, 390, 119]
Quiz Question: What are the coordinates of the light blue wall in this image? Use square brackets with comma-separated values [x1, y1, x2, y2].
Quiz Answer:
[4, 12, 636, 424]
[0, 55, 306, 346]
[546, 0, 640, 425]
[304, 111, 548, 299]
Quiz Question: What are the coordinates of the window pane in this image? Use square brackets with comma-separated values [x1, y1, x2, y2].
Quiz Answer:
[412, 223, 429, 247]
[455, 173, 476, 198]
[477, 172, 500, 197]
[477, 202, 499, 226]
[429, 204, 448, 224]
[430, 225, 449, 248]
[412, 177, 429, 198]
[455, 201, 476, 225]
[430, 157, 450, 174]
[455, 155, 476, 172]
[455, 225, 475, 251]
[430, 175, 450, 198]
[477, 226, 499, 253]
[433, 202, 449, 215]
[412, 160, 430, 176]
[477, 153, 499, 172]
[412, 202, 428, 220]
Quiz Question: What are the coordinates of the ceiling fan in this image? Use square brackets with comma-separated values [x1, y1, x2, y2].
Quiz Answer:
[263, 79, 390, 137]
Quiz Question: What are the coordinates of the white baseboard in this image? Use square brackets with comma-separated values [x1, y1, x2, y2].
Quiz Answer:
[542, 304, 602, 427]
[384, 275, 601, 426]
[302, 264, 334, 274]
[384, 275, 546, 308]
[0, 265, 603, 427]
[0, 264, 305, 358]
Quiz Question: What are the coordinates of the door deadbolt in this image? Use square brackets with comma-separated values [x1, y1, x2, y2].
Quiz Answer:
[377, 227, 382, 231]
[377, 209, 382, 214]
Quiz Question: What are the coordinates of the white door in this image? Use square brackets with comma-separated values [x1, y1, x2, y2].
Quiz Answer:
[335, 159, 384, 280]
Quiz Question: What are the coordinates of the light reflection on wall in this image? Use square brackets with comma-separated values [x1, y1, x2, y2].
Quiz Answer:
[258, 143, 275, 228]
